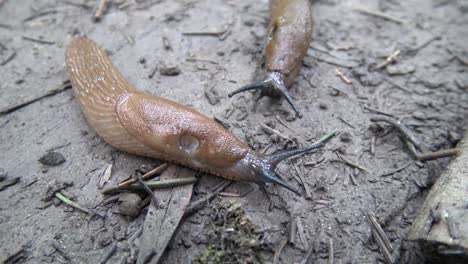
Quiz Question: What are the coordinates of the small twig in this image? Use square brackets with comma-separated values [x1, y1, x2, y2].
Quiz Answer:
[336, 153, 370, 173]
[370, 136, 376, 155]
[115, 177, 198, 192]
[383, 77, 411, 94]
[313, 130, 338, 145]
[335, 68, 352, 84]
[415, 148, 460, 161]
[54, 192, 103, 217]
[375, 50, 400, 70]
[328, 238, 334, 264]
[137, 174, 160, 208]
[100, 243, 117, 264]
[288, 216, 297, 244]
[368, 213, 394, 251]
[93, 0, 108, 21]
[301, 241, 314, 264]
[296, 218, 308, 249]
[455, 54, 468, 66]
[294, 163, 311, 199]
[407, 36, 442, 55]
[354, 6, 406, 24]
[261, 123, 293, 142]
[370, 116, 421, 149]
[1, 52, 16, 66]
[0, 177, 20, 191]
[22, 36, 55, 45]
[273, 238, 288, 264]
[363, 106, 396, 118]
[380, 162, 413, 177]
[370, 116, 461, 161]
[102, 163, 168, 194]
[182, 30, 227, 37]
[186, 57, 219, 65]
[184, 180, 231, 216]
[371, 229, 393, 264]
[23, 10, 57, 22]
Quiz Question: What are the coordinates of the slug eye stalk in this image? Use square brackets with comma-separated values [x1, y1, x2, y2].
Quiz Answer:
[247, 142, 323, 195]
[228, 71, 302, 118]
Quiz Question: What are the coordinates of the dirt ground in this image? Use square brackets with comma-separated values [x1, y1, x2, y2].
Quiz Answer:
[1, 0, 467, 263]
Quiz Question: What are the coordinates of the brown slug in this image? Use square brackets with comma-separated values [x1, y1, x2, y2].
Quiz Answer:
[229, 0, 313, 117]
[65, 37, 322, 195]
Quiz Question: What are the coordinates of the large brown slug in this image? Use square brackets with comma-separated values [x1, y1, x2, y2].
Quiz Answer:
[66, 37, 321, 195]
[229, 0, 313, 117]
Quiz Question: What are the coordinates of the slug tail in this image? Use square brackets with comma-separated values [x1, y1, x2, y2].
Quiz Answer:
[65, 37, 159, 157]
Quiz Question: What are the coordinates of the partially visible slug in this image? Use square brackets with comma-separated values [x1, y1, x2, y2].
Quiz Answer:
[66, 37, 322, 195]
[229, 0, 313, 117]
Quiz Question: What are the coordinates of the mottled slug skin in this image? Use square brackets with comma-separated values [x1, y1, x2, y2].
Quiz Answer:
[66, 37, 253, 181]
[266, 0, 313, 85]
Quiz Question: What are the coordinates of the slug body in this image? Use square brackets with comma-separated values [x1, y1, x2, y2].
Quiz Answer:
[66, 37, 321, 194]
[229, 0, 313, 116]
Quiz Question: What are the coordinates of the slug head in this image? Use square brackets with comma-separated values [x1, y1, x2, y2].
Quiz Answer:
[230, 142, 323, 195]
[228, 71, 302, 117]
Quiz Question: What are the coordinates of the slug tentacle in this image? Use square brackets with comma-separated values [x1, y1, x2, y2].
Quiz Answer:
[228, 71, 301, 117]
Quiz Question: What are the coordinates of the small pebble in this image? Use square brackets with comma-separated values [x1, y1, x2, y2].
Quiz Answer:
[118, 193, 142, 218]
[160, 65, 180, 76]
[412, 111, 427, 120]
[38, 152, 66, 166]
[319, 103, 328, 110]
[339, 131, 352, 142]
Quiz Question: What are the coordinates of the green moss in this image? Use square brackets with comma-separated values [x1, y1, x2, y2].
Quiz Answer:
[194, 203, 264, 264]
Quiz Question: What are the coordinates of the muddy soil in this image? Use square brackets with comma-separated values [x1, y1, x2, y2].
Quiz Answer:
[1, 0, 467, 263]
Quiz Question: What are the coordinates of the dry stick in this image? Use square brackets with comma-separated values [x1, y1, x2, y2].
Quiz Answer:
[184, 180, 231, 216]
[1, 52, 16, 66]
[301, 242, 315, 264]
[22, 36, 55, 45]
[261, 123, 293, 142]
[328, 238, 334, 264]
[335, 68, 352, 84]
[93, 0, 108, 21]
[364, 106, 396, 118]
[122, 177, 198, 191]
[137, 174, 160, 208]
[100, 243, 117, 264]
[288, 215, 297, 244]
[353, 6, 406, 24]
[375, 50, 400, 70]
[0, 177, 20, 191]
[273, 238, 288, 264]
[368, 213, 394, 251]
[370, 116, 460, 160]
[370, 116, 421, 149]
[336, 153, 370, 172]
[372, 229, 393, 264]
[102, 163, 168, 194]
[416, 148, 460, 161]
[380, 161, 413, 177]
[54, 192, 104, 218]
[294, 163, 311, 199]
[383, 77, 411, 94]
